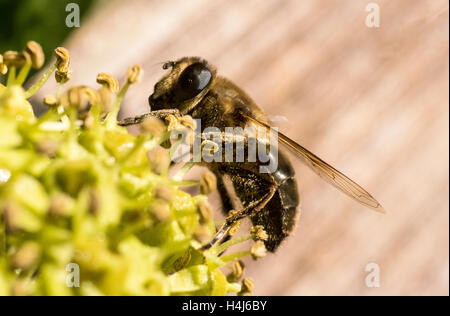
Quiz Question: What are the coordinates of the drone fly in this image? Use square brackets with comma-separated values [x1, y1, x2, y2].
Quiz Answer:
[119, 57, 384, 252]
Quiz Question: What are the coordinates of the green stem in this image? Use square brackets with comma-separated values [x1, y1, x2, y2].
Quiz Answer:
[119, 134, 148, 163]
[0, 218, 5, 257]
[7, 66, 16, 86]
[213, 234, 252, 255]
[173, 161, 195, 181]
[172, 136, 202, 181]
[56, 83, 64, 98]
[66, 108, 78, 143]
[15, 63, 31, 86]
[105, 82, 129, 128]
[24, 63, 56, 99]
[221, 251, 251, 262]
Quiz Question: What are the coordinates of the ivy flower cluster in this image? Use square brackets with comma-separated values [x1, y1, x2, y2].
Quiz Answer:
[0, 42, 266, 296]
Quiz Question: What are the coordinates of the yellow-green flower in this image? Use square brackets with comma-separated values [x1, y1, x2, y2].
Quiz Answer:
[0, 42, 256, 296]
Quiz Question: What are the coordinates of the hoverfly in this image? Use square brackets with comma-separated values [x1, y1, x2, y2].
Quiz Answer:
[119, 57, 384, 252]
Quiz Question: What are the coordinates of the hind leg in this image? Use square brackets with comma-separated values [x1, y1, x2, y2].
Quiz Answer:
[215, 172, 234, 214]
[201, 186, 276, 251]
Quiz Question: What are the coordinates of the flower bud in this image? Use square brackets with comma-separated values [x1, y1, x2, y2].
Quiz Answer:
[251, 225, 268, 241]
[2, 202, 20, 233]
[60, 86, 98, 112]
[35, 139, 60, 158]
[49, 192, 74, 217]
[11, 279, 33, 296]
[11, 242, 40, 270]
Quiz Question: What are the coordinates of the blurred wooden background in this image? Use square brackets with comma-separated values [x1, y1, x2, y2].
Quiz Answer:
[34, 0, 449, 295]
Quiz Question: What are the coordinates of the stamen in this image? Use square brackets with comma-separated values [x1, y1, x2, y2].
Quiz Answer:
[24, 41, 45, 69]
[193, 225, 212, 243]
[238, 278, 254, 296]
[155, 184, 174, 203]
[150, 199, 171, 222]
[2, 51, 27, 68]
[200, 171, 217, 195]
[227, 260, 245, 283]
[96, 73, 119, 93]
[0, 54, 8, 75]
[197, 201, 213, 224]
[126, 65, 143, 84]
[24, 63, 57, 98]
[140, 116, 166, 138]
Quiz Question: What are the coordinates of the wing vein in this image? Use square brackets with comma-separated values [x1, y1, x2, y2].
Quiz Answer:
[240, 111, 385, 213]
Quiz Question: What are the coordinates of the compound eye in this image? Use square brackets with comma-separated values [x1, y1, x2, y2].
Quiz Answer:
[173, 62, 212, 102]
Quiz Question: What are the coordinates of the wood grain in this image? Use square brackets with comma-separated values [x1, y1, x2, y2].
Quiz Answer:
[33, 0, 449, 296]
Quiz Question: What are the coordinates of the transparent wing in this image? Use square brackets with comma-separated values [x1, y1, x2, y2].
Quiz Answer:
[241, 112, 385, 213]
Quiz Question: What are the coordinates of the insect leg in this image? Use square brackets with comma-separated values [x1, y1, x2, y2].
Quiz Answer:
[117, 109, 180, 126]
[200, 186, 276, 251]
[226, 186, 276, 223]
[215, 173, 235, 214]
[200, 222, 230, 251]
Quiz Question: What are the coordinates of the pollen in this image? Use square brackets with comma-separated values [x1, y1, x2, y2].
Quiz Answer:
[251, 225, 268, 241]
[227, 260, 245, 283]
[250, 240, 267, 259]
[126, 65, 143, 84]
[96, 72, 119, 93]
[238, 278, 254, 296]
[227, 210, 241, 236]
[24, 41, 45, 69]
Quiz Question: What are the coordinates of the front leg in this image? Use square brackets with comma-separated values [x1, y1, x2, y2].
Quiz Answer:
[118, 109, 181, 126]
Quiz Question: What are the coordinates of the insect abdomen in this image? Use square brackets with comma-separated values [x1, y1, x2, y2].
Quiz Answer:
[250, 162, 300, 252]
